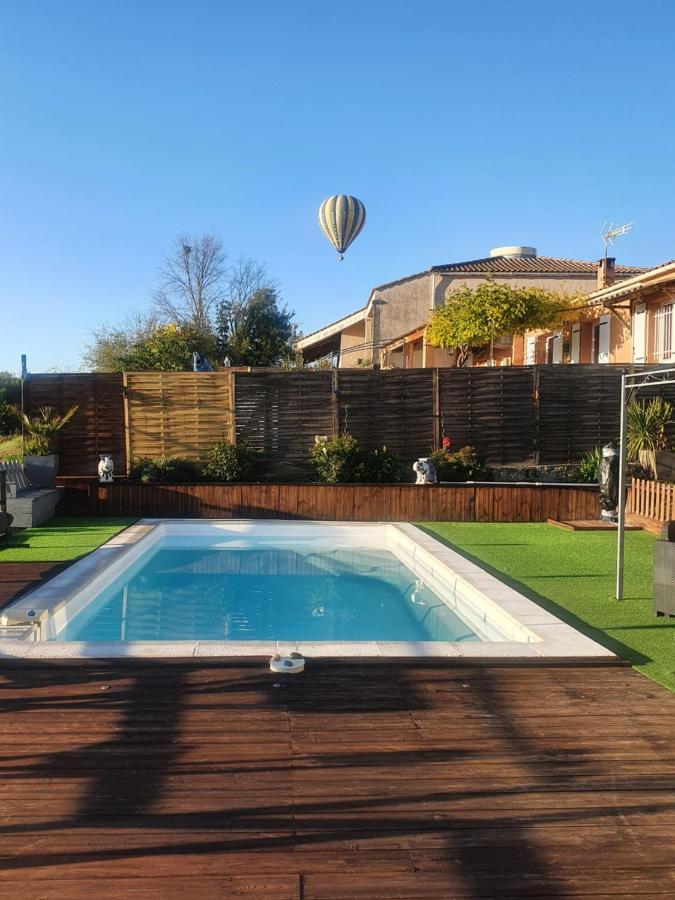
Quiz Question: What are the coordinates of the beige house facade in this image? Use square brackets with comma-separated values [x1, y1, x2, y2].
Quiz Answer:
[517, 259, 675, 366]
[295, 246, 645, 369]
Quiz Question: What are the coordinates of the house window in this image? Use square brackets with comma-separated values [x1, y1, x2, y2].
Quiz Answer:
[655, 303, 674, 361]
[592, 317, 610, 364]
[525, 336, 536, 365]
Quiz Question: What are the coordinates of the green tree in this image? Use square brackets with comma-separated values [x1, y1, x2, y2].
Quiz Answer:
[427, 278, 570, 366]
[216, 287, 294, 367]
[122, 323, 217, 371]
[0, 372, 21, 435]
[0, 372, 21, 405]
[84, 318, 216, 372]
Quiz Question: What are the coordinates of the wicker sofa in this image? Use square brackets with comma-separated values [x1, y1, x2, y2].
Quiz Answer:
[654, 521, 675, 618]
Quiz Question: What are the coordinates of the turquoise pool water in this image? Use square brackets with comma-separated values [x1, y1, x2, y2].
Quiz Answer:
[54, 544, 479, 642]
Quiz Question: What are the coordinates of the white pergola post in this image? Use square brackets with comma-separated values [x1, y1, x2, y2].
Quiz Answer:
[615, 366, 675, 600]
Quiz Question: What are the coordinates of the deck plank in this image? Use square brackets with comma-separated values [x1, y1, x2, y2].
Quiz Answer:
[0, 661, 674, 899]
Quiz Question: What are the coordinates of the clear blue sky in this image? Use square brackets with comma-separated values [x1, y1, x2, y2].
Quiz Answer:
[1, 0, 674, 374]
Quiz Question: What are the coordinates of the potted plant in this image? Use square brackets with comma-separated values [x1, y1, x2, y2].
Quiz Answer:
[627, 397, 672, 479]
[21, 405, 79, 487]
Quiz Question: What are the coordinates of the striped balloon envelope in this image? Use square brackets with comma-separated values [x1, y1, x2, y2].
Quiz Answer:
[318, 195, 366, 260]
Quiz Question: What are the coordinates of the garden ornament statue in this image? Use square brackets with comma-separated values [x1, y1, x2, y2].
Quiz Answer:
[598, 442, 619, 522]
[413, 457, 437, 485]
[98, 454, 114, 484]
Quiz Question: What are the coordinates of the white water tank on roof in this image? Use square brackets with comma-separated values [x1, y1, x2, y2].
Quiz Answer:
[490, 246, 537, 258]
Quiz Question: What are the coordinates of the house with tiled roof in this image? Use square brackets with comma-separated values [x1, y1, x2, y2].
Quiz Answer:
[532, 260, 675, 365]
[294, 245, 646, 368]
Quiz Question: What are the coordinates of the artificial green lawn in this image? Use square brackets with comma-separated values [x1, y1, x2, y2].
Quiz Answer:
[421, 522, 674, 692]
[0, 517, 137, 562]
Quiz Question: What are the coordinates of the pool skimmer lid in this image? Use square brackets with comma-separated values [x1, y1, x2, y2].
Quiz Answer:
[270, 652, 305, 674]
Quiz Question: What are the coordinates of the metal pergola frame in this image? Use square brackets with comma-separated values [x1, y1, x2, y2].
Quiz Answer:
[616, 365, 675, 599]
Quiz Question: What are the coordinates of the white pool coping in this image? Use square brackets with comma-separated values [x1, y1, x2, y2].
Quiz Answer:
[0, 519, 615, 661]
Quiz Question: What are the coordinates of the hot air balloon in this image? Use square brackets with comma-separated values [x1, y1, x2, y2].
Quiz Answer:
[318, 195, 366, 260]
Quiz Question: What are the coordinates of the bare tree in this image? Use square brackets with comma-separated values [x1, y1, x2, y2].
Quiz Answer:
[215, 256, 278, 335]
[153, 233, 227, 334]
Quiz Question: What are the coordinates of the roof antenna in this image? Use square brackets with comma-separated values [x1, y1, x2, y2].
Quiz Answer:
[601, 221, 635, 259]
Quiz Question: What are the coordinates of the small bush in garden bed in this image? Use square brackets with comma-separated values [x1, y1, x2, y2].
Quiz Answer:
[309, 434, 401, 483]
[576, 447, 602, 483]
[432, 445, 487, 482]
[359, 446, 402, 483]
[204, 440, 260, 482]
[129, 456, 202, 483]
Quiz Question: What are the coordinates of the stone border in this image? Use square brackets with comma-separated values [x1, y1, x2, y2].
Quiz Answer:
[0, 519, 615, 661]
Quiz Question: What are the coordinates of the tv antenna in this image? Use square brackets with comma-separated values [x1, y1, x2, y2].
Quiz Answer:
[601, 221, 634, 258]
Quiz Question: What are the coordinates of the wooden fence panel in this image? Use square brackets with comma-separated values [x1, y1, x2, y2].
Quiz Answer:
[438, 367, 536, 465]
[124, 372, 234, 467]
[336, 369, 435, 467]
[235, 371, 335, 478]
[28, 364, 675, 476]
[537, 364, 675, 464]
[628, 477, 675, 523]
[24, 374, 125, 476]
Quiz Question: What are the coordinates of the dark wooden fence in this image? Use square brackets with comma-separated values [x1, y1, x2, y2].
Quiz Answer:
[23, 365, 675, 477]
[24, 374, 125, 477]
[60, 480, 599, 522]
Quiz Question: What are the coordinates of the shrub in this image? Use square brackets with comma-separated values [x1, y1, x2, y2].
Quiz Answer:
[204, 440, 260, 482]
[0, 398, 20, 436]
[129, 456, 202, 483]
[431, 445, 487, 482]
[358, 446, 402, 483]
[309, 434, 401, 483]
[310, 434, 362, 483]
[576, 447, 602, 483]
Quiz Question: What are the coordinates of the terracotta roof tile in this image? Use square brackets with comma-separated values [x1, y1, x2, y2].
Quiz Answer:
[431, 255, 648, 275]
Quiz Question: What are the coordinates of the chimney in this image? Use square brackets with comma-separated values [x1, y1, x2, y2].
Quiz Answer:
[597, 257, 616, 289]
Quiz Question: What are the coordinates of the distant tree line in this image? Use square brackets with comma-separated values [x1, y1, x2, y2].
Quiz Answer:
[84, 234, 295, 372]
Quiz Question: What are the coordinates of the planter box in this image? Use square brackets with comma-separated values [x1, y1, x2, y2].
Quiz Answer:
[24, 455, 59, 488]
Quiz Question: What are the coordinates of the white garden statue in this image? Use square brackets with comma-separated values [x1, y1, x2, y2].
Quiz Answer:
[413, 457, 437, 485]
[98, 454, 114, 483]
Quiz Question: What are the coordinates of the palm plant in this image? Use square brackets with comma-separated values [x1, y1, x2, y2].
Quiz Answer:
[626, 397, 672, 478]
[22, 405, 79, 455]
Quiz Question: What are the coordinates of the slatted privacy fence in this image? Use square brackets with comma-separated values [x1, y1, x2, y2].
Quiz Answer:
[124, 372, 235, 465]
[24, 373, 125, 477]
[438, 366, 536, 466]
[21, 365, 675, 477]
[628, 477, 675, 524]
[336, 369, 436, 463]
[234, 370, 335, 478]
[536, 366, 675, 464]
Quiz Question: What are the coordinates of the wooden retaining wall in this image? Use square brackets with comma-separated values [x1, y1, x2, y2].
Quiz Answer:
[60, 480, 599, 522]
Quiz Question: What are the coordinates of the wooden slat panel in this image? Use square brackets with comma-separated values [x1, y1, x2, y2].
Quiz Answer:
[25, 374, 126, 476]
[125, 372, 234, 466]
[337, 368, 435, 467]
[235, 370, 334, 478]
[438, 367, 536, 466]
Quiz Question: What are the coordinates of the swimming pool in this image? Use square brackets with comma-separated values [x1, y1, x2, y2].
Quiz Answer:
[0, 521, 614, 659]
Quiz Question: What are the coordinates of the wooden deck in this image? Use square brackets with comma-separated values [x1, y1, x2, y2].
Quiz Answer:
[1, 660, 674, 898]
[0, 562, 69, 612]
